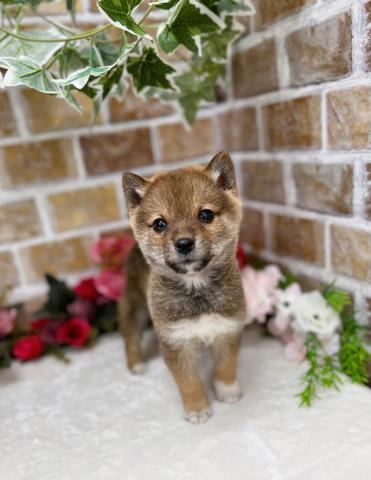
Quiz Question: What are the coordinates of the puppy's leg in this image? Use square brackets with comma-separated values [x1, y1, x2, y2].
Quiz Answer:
[161, 342, 212, 424]
[211, 333, 243, 404]
[118, 295, 146, 374]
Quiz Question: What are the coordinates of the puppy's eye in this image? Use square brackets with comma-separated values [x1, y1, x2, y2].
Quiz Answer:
[199, 209, 214, 223]
[152, 218, 167, 233]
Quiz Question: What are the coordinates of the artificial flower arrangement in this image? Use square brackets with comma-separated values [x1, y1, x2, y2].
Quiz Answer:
[0, 236, 369, 407]
[241, 264, 371, 406]
[0, 234, 135, 368]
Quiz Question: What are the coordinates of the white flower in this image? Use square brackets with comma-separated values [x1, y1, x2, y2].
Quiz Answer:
[273, 283, 302, 332]
[292, 291, 341, 338]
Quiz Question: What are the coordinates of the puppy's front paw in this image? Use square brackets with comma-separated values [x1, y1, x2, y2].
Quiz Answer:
[130, 363, 147, 375]
[214, 381, 243, 404]
[184, 406, 213, 424]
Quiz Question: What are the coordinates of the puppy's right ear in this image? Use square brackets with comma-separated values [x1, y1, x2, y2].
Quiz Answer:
[122, 173, 149, 209]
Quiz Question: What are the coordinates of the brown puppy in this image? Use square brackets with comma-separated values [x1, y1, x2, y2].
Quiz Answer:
[119, 152, 246, 423]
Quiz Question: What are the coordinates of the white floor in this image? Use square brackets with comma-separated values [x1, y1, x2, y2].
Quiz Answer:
[1, 327, 371, 480]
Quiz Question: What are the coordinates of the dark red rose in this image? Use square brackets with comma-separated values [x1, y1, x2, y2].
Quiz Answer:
[31, 318, 50, 332]
[74, 278, 99, 301]
[56, 317, 92, 347]
[236, 242, 248, 269]
[12, 335, 44, 361]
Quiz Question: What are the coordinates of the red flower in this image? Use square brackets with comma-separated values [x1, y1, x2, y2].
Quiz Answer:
[94, 271, 125, 301]
[12, 335, 44, 361]
[74, 278, 99, 301]
[56, 318, 92, 347]
[31, 317, 50, 332]
[236, 242, 248, 269]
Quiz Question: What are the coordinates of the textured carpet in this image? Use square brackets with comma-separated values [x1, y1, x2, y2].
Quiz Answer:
[1, 327, 371, 480]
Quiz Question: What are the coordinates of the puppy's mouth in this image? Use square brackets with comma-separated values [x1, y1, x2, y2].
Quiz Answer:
[166, 256, 212, 274]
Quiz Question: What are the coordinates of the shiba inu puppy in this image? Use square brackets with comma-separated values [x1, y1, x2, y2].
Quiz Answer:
[119, 152, 246, 423]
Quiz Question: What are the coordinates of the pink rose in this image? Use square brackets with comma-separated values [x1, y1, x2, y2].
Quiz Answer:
[67, 298, 95, 320]
[0, 308, 17, 337]
[91, 235, 135, 270]
[93, 271, 125, 301]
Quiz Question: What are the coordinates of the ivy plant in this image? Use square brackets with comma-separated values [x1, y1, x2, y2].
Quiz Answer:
[0, 0, 255, 123]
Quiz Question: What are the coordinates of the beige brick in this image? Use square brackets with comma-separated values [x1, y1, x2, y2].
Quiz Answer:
[20, 236, 93, 283]
[110, 88, 173, 122]
[364, 1, 371, 71]
[47, 184, 121, 233]
[328, 86, 371, 150]
[264, 96, 322, 150]
[157, 118, 214, 163]
[331, 225, 371, 282]
[217, 108, 258, 151]
[293, 163, 353, 215]
[80, 129, 154, 176]
[253, 0, 316, 30]
[0, 92, 17, 138]
[270, 215, 325, 265]
[0, 252, 19, 289]
[242, 161, 285, 203]
[240, 208, 264, 249]
[25, 0, 83, 15]
[0, 200, 42, 244]
[232, 40, 279, 98]
[0, 139, 77, 189]
[21, 90, 96, 133]
[287, 13, 352, 87]
[365, 164, 371, 220]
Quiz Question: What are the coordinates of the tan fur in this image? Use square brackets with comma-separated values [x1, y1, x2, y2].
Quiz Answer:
[119, 152, 246, 423]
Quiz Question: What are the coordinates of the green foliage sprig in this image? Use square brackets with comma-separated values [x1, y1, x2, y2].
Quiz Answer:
[297, 288, 370, 407]
[0, 0, 255, 123]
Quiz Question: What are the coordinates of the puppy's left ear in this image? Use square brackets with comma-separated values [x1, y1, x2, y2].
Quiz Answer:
[205, 151, 236, 191]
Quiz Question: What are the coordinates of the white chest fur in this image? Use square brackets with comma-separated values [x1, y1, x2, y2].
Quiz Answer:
[163, 314, 243, 347]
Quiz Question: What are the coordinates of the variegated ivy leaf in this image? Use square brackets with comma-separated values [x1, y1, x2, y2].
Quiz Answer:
[200, 0, 255, 16]
[157, 0, 224, 54]
[174, 70, 215, 124]
[97, 0, 148, 37]
[1, 56, 59, 94]
[127, 47, 175, 92]
[0, 29, 64, 66]
[56, 65, 113, 89]
[151, 0, 180, 9]
[217, 0, 255, 15]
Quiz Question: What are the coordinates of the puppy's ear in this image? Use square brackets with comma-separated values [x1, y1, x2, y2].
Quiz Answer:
[122, 173, 149, 209]
[205, 151, 236, 190]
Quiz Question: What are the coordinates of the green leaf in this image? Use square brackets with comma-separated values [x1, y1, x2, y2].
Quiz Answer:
[94, 302, 118, 332]
[322, 287, 352, 314]
[152, 0, 180, 9]
[56, 65, 112, 89]
[42, 273, 75, 315]
[97, 0, 147, 37]
[217, 0, 255, 15]
[158, 0, 223, 54]
[0, 29, 64, 65]
[174, 70, 214, 123]
[127, 47, 175, 92]
[1, 56, 59, 93]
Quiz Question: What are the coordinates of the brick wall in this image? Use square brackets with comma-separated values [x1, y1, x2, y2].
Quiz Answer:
[1, 0, 370, 324]
[236, 0, 371, 323]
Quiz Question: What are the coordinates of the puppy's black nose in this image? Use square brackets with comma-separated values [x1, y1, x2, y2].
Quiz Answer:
[175, 237, 194, 254]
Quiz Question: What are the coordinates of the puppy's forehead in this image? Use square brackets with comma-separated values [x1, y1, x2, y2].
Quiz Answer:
[143, 169, 221, 215]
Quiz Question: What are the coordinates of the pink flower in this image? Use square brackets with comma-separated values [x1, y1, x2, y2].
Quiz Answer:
[0, 308, 17, 337]
[242, 265, 282, 324]
[284, 336, 307, 362]
[93, 271, 125, 301]
[91, 235, 135, 271]
[67, 298, 95, 320]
